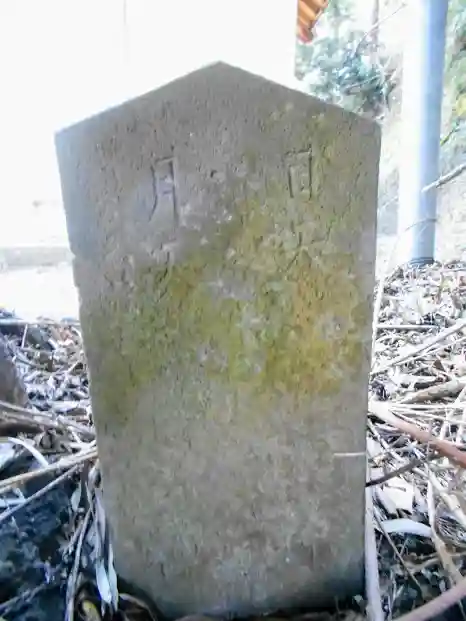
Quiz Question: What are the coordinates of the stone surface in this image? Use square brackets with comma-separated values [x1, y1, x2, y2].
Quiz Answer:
[0, 335, 28, 406]
[55, 63, 380, 618]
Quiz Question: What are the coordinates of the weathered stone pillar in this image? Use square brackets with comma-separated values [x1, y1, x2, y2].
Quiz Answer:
[56, 63, 380, 618]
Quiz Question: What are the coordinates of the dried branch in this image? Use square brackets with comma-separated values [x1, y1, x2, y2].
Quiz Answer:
[0, 464, 80, 526]
[0, 446, 97, 494]
[354, 1, 406, 56]
[373, 318, 466, 375]
[376, 324, 433, 332]
[398, 377, 466, 404]
[366, 452, 440, 487]
[395, 576, 466, 621]
[369, 400, 466, 469]
[423, 161, 466, 194]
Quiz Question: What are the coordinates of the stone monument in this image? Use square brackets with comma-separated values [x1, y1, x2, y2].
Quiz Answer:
[55, 62, 380, 618]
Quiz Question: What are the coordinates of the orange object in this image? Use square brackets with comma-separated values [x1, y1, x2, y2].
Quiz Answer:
[297, 0, 328, 43]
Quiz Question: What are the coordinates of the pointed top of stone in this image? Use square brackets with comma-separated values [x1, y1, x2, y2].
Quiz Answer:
[56, 60, 379, 141]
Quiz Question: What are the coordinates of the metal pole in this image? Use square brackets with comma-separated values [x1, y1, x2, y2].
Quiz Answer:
[397, 0, 449, 266]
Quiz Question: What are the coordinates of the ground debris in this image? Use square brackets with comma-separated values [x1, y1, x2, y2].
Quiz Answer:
[369, 259, 466, 620]
[3, 261, 466, 620]
[0, 312, 96, 621]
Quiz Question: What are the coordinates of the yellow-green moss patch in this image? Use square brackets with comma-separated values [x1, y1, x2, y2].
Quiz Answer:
[86, 179, 370, 425]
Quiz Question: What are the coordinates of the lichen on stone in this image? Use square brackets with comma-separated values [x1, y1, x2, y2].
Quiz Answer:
[85, 175, 370, 425]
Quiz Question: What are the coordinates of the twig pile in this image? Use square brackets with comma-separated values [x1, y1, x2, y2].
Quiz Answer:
[0, 314, 156, 621]
[368, 260, 466, 620]
[2, 260, 466, 620]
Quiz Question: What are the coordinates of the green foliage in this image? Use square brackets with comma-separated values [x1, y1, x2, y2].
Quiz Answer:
[446, 0, 466, 120]
[295, 3, 393, 117]
[449, 0, 466, 44]
[324, 0, 353, 25]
